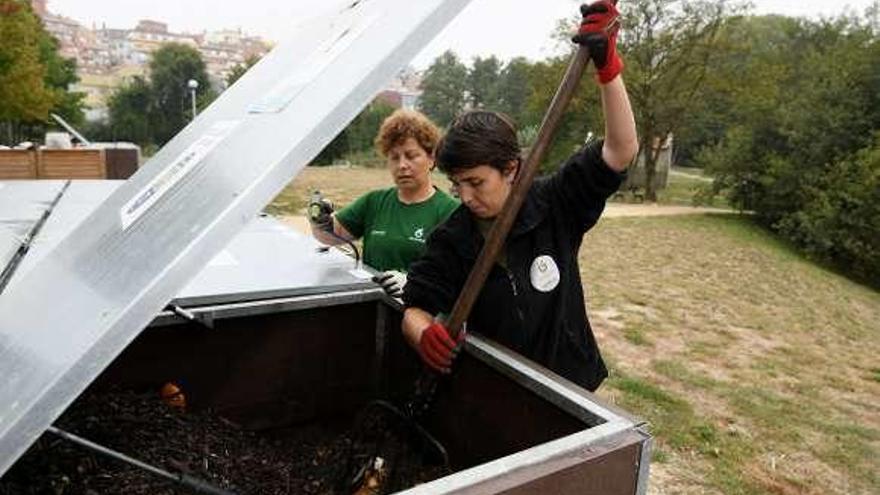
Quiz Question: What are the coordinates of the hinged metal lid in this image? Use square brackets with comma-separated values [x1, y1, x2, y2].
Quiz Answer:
[0, 0, 471, 475]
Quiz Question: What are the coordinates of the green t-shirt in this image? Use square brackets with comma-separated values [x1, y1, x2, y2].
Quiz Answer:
[335, 187, 459, 272]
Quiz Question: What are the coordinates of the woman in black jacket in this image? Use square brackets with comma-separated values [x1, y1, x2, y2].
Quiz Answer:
[401, 0, 638, 392]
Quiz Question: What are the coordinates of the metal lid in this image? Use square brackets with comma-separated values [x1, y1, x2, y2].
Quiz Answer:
[7, 181, 372, 303]
[0, 181, 66, 278]
[0, 0, 472, 475]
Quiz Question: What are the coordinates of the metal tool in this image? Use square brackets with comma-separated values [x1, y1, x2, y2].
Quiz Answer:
[47, 426, 237, 495]
[309, 189, 362, 265]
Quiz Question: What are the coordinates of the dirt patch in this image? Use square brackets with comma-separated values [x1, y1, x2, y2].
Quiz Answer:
[280, 215, 311, 235]
[601, 203, 733, 218]
[278, 205, 733, 234]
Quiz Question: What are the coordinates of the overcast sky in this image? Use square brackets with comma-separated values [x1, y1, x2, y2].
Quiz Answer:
[48, 0, 877, 68]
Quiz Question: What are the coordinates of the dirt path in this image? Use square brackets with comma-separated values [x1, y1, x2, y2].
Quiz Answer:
[280, 203, 734, 235]
[280, 215, 312, 234]
[602, 203, 732, 218]
[669, 167, 713, 183]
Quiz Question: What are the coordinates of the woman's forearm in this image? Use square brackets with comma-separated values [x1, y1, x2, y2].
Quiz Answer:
[600, 76, 639, 172]
[402, 307, 434, 349]
[310, 217, 354, 245]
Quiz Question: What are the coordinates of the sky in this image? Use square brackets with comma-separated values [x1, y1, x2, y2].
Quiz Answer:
[48, 0, 877, 68]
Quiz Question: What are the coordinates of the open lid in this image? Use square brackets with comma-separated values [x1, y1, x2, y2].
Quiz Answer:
[0, 0, 471, 475]
[6, 181, 376, 304]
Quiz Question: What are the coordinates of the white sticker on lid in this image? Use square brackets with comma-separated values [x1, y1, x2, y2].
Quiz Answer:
[120, 120, 240, 230]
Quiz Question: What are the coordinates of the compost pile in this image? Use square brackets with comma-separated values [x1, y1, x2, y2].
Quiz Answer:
[0, 390, 450, 494]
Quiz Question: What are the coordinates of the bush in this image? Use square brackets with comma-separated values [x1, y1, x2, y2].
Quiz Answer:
[775, 138, 880, 285]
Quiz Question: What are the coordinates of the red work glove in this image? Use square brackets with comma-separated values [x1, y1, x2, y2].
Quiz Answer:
[418, 322, 464, 374]
[572, 1, 623, 84]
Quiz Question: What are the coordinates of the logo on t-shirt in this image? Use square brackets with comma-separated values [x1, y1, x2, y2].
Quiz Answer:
[408, 227, 426, 243]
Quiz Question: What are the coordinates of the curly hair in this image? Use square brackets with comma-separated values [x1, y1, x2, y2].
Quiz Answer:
[375, 109, 442, 157]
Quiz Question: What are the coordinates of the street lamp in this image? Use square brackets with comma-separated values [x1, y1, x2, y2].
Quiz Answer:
[187, 79, 199, 120]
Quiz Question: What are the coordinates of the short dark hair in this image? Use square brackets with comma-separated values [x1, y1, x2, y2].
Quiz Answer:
[436, 111, 521, 174]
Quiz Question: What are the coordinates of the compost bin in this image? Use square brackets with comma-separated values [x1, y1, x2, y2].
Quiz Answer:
[0, 180, 650, 494]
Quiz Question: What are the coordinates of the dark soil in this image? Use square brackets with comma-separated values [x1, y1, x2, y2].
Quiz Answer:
[0, 390, 451, 494]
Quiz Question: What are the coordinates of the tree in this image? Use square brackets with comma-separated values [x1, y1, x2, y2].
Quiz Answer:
[346, 101, 396, 153]
[467, 55, 502, 109]
[695, 11, 880, 283]
[496, 57, 532, 126]
[102, 44, 216, 148]
[226, 54, 261, 87]
[520, 53, 604, 172]
[778, 136, 880, 285]
[148, 43, 213, 145]
[418, 50, 468, 126]
[621, 0, 744, 200]
[38, 25, 84, 127]
[107, 76, 154, 148]
[0, 0, 57, 143]
[313, 101, 396, 165]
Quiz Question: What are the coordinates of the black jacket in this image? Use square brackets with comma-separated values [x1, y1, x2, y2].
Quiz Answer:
[403, 141, 624, 391]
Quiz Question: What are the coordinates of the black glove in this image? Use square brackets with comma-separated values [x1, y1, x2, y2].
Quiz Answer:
[572, 0, 623, 84]
[308, 191, 335, 233]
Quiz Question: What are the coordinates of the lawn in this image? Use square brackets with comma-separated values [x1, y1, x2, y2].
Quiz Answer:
[266, 164, 718, 216]
[584, 214, 880, 495]
[269, 166, 879, 495]
[265, 165, 452, 216]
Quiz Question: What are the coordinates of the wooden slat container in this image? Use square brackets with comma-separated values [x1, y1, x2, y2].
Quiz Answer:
[38, 149, 106, 179]
[0, 150, 38, 180]
[103, 146, 140, 179]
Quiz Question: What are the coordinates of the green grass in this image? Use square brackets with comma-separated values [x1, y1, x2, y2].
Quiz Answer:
[606, 370, 763, 494]
[609, 366, 880, 494]
[585, 213, 880, 494]
[812, 420, 880, 488]
[652, 360, 718, 390]
[623, 323, 652, 346]
[659, 173, 715, 206]
[609, 169, 730, 207]
[606, 371, 693, 444]
[726, 387, 806, 444]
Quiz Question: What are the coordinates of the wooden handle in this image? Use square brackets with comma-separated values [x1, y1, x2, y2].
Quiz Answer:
[445, 46, 592, 338]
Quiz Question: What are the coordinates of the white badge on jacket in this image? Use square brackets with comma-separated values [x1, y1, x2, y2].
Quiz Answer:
[530, 255, 560, 292]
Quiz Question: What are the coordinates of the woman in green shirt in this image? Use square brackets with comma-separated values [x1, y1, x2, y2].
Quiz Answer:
[309, 109, 459, 297]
